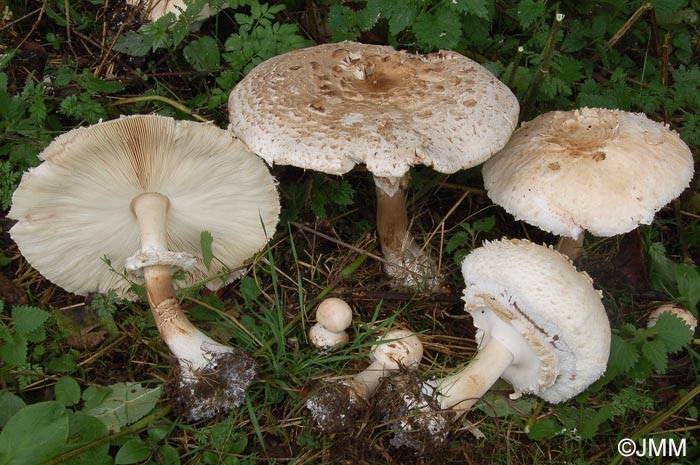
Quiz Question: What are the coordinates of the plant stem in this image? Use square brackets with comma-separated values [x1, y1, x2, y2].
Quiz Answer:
[44, 405, 172, 465]
[112, 95, 209, 122]
[520, 12, 564, 122]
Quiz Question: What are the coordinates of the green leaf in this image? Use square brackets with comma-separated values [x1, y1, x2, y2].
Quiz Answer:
[449, 0, 490, 20]
[608, 334, 639, 374]
[0, 393, 26, 428]
[642, 338, 668, 373]
[113, 31, 152, 57]
[239, 276, 261, 303]
[55, 377, 82, 407]
[200, 230, 214, 270]
[526, 418, 562, 440]
[81, 383, 162, 433]
[11, 305, 49, 337]
[412, 10, 462, 51]
[183, 36, 221, 71]
[647, 242, 679, 295]
[446, 231, 470, 254]
[0, 401, 70, 465]
[61, 412, 110, 465]
[654, 311, 694, 353]
[158, 444, 181, 465]
[675, 264, 700, 311]
[0, 332, 28, 367]
[513, 0, 546, 29]
[115, 438, 151, 464]
[367, 0, 420, 35]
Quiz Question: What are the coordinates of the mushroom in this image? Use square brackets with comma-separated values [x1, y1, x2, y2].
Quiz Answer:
[306, 328, 423, 433]
[482, 108, 694, 259]
[8, 114, 280, 420]
[647, 303, 697, 331]
[308, 297, 353, 349]
[376, 239, 610, 448]
[228, 41, 519, 288]
[126, 0, 223, 25]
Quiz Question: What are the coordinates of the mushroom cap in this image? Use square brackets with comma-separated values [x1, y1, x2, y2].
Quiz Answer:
[648, 304, 697, 331]
[371, 329, 423, 370]
[461, 238, 610, 403]
[228, 41, 519, 179]
[9, 114, 280, 300]
[483, 108, 694, 239]
[315, 297, 353, 333]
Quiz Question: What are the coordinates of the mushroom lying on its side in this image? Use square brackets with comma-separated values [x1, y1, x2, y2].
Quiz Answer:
[483, 108, 694, 259]
[228, 41, 519, 289]
[306, 328, 423, 433]
[9, 115, 280, 420]
[376, 239, 610, 448]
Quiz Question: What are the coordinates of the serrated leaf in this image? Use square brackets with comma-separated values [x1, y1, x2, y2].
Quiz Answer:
[0, 401, 70, 465]
[325, 179, 354, 206]
[113, 31, 152, 57]
[200, 230, 214, 270]
[647, 242, 679, 295]
[239, 275, 261, 303]
[0, 332, 28, 367]
[368, 0, 420, 35]
[654, 311, 694, 353]
[412, 10, 462, 51]
[115, 438, 152, 464]
[608, 334, 639, 374]
[446, 231, 470, 254]
[183, 36, 221, 71]
[675, 263, 700, 311]
[449, 0, 489, 19]
[11, 305, 49, 337]
[642, 338, 668, 373]
[82, 383, 161, 432]
[513, 0, 545, 29]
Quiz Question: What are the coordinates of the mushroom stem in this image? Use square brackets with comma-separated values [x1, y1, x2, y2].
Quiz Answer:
[374, 174, 438, 288]
[556, 235, 584, 261]
[436, 337, 514, 413]
[349, 358, 392, 399]
[130, 192, 233, 374]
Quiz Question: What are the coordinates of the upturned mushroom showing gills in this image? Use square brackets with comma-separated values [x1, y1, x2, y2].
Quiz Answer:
[482, 108, 694, 259]
[8, 114, 280, 420]
[306, 328, 423, 433]
[228, 41, 519, 289]
[377, 239, 610, 448]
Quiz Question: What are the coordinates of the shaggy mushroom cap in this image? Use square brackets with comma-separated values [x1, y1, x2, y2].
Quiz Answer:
[461, 238, 610, 402]
[228, 41, 519, 183]
[9, 114, 280, 299]
[483, 108, 694, 239]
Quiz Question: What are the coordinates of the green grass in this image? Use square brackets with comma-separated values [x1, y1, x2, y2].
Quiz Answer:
[2, 0, 700, 464]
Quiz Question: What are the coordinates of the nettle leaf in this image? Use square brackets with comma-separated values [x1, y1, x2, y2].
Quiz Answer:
[448, 0, 489, 19]
[327, 4, 363, 42]
[113, 31, 152, 57]
[674, 263, 700, 311]
[654, 311, 695, 353]
[608, 334, 639, 374]
[368, 0, 420, 35]
[0, 331, 28, 367]
[0, 401, 70, 465]
[183, 36, 221, 71]
[412, 9, 462, 51]
[526, 418, 562, 440]
[641, 338, 668, 373]
[647, 241, 679, 295]
[11, 305, 50, 337]
[513, 0, 545, 28]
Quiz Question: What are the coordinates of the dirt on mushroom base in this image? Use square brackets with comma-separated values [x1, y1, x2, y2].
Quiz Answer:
[172, 349, 258, 421]
[305, 381, 368, 433]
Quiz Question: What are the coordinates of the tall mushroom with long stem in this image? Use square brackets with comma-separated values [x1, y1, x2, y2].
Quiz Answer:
[228, 41, 519, 289]
[9, 114, 280, 420]
[483, 108, 694, 259]
[375, 239, 610, 448]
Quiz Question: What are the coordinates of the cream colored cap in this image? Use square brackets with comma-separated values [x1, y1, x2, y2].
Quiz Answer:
[483, 108, 694, 239]
[462, 238, 610, 403]
[9, 114, 280, 299]
[228, 41, 519, 178]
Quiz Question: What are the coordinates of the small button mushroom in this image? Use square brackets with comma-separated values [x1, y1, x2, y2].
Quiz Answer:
[376, 239, 610, 448]
[308, 297, 353, 349]
[305, 328, 423, 433]
[647, 303, 698, 332]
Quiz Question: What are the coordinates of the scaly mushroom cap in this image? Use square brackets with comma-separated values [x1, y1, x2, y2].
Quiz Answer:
[371, 329, 423, 370]
[462, 238, 610, 403]
[483, 108, 694, 239]
[228, 41, 519, 178]
[9, 114, 280, 299]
